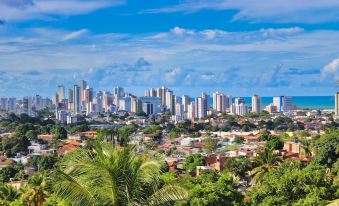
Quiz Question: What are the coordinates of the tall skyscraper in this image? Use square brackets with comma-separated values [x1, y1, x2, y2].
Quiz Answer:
[145, 88, 157, 97]
[252, 94, 262, 113]
[57, 85, 65, 102]
[103, 91, 113, 112]
[73, 85, 80, 114]
[231, 97, 248, 116]
[0, 97, 8, 111]
[79, 80, 87, 101]
[213, 91, 226, 113]
[273, 96, 293, 112]
[202, 92, 210, 110]
[182, 95, 190, 112]
[8, 98, 16, 112]
[165, 90, 174, 114]
[335, 92, 339, 116]
[114, 86, 124, 98]
[187, 102, 195, 120]
[195, 97, 207, 119]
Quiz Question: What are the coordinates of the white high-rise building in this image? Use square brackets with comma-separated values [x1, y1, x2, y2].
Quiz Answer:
[175, 103, 183, 116]
[231, 97, 248, 116]
[213, 91, 226, 113]
[187, 102, 195, 120]
[79, 80, 87, 102]
[252, 94, 262, 113]
[273, 96, 293, 112]
[165, 90, 174, 114]
[195, 97, 207, 119]
[72, 85, 80, 114]
[119, 97, 132, 112]
[335, 92, 339, 116]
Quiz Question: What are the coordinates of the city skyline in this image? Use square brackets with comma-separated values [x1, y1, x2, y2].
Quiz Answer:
[0, 0, 339, 97]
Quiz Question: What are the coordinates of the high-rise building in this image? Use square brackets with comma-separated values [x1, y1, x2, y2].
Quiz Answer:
[187, 102, 195, 120]
[335, 92, 339, 116]
[225, 95, 233, 109]
[195, 97, 207, 119]
[119, 97, 132, 112]
[103, 91, 113, 112]
[202, 92, 210, 110]
[145, 88, 157, 97]
[273, 96, 293, 112]
[140, 97, 162, 115]
[83, 87, 93, 104]
[182, 95, 190, 112]
[165, 90, 174, 114]
[175, 103, 183, 116]
[252, 94, 262, 113]
[131, 97, 139, 113]
[79, 80, 87, 101]
[231, 97, 248, 116]
[57, 85, 65, 102]
[213, 91, 227, 113]
[114, 86, 124, 98]
[23, 96, 33, 115]
[0, 97, 8, 111]
[73, 85, 80, 114]
[265, 103, 277, 113]
[8, 98, 16, 112]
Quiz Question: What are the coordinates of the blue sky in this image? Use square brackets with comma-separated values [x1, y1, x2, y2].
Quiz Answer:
[0, 0, 338, 98]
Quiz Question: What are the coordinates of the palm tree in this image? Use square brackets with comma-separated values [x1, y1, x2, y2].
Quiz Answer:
[53, 142, 187, 206]
[23, 174, 49, 206]
[301, 139, 312, 158]
[0, 184, 20, 205]
[250, 149, 280, 184]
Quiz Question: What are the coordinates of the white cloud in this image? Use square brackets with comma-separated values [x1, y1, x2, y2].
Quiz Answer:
[321, 58, 339, 80]
[164, 68, 182, 83]
[0, 0, 123, 21]
[61, 29, 88, 41]
[0, 26, 338, 96]
[145, 0, 339, 23]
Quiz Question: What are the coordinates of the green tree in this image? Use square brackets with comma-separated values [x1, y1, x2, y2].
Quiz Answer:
[22, 174, 49, 206]
[250, 149, 280, 184]
[182, 154, 205, 173]
[258, 130, 272, 141]
[168, 131, 178, 140]
[52, 125, 67, 140]
[301, 139, 313, 158]
[313, 130, 339, 168]
[117, 125, 138, 146]
[26, 155, 58, 171]
[25, 130, 38, 141]
[0, 166, 18, 183]
[242, 125, 251, 132]
[232, 136, 244, 144]
[249, 161, 337, 206]
[202, 138, 218, 154]
[0, 184, 21, 205]
[52, 142, 187, 205]
[177, 171, 243, 206]
[223, 157, 252, 178]
[265, 137, 283, 150]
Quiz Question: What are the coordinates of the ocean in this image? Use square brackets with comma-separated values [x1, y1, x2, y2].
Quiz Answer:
[191, 96, 335, 110]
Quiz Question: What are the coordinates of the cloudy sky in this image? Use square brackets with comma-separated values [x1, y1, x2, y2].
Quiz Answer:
[0, 0, 338, 98]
